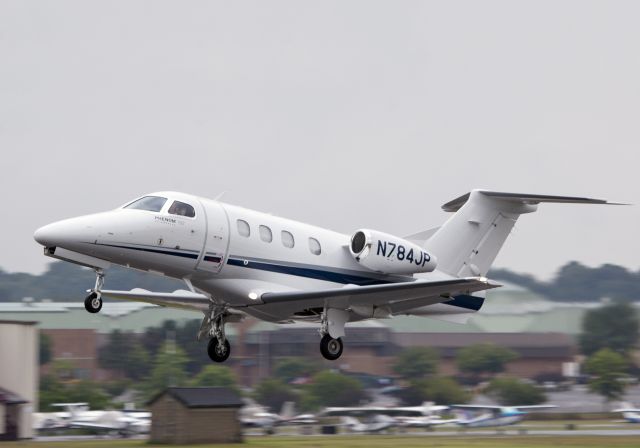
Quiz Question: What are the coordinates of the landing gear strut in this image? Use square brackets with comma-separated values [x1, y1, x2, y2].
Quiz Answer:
[84, 270, 104, 314]
[199, 302, 231, 362]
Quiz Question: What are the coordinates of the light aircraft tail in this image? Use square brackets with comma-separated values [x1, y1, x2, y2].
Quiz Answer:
[424, 190, 620, 277]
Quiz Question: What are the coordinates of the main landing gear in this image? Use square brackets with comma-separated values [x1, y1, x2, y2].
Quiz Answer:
[318, 308, 347, 361]
[199, 302, 231, 363]
[84, 270, 104, 314]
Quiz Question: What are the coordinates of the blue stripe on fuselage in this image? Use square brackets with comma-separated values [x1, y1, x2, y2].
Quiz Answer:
[93, 242, 200, 259]
[226, 258, 390, 286]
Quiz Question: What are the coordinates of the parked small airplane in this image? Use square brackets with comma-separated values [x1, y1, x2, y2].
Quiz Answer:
[34, 190, 619, 362]
[451, 404, 556, 427]
[340, 415, 396, 433]
[321, 402, 454, 428]
[33, 403, 150, 436]
[612, 403, 640, 423]
[240, 400, 316, 430]
[321, 402, 448, 418]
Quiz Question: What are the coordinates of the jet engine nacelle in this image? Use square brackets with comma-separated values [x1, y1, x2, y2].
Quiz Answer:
[349, 229, 437, 275]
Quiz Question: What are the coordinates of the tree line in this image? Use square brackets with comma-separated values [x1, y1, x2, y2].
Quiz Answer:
[490, 261, 640, 301]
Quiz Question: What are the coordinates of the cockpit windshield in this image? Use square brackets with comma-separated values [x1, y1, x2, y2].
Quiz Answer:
[168, 201, 196, 218]
[124, 196, 167, 212]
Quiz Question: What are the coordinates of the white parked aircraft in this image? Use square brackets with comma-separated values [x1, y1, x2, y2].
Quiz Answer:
[340, 415, 396, 433]
[612, 403, 640, 423]
[33, 403, 150, 435]
[451, 404, 556, 428]
[240, 400, 316, 430]
[321, 402, 454, 428]
[33, 190, 617, 362]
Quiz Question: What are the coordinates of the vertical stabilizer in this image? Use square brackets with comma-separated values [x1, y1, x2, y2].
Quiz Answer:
[424, 190, 617, 277]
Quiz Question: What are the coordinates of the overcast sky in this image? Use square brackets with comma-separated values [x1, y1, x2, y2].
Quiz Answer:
[1, 0, 638, 279]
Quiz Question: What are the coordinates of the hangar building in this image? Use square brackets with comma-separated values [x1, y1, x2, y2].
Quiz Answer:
[0, 320, 38, 439]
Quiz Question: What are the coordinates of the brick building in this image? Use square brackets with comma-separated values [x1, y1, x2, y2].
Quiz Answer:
[394, 332, 575, 378]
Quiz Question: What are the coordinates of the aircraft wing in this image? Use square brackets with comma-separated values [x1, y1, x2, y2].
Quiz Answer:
[450, 405, 504, 410]
[451, 405, 556, 411]
[321, 405, 448, 417]
[259, 277, 500, 310]
[613, 408, 640, 413]
[101, 277, 499, 317]
[100, 288, 209, 311]
[70, 421, 125, 430]
[511, 405, 557, 411]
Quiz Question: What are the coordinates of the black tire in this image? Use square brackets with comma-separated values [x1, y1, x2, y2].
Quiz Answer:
[207, 338, 231, 362]
[84, 292, 102, 313]
[320, 334, 343, 360]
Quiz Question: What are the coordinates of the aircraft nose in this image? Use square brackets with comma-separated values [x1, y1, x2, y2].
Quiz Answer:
[34, 221, 73, 247]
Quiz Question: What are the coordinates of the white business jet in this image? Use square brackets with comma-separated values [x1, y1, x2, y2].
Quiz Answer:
[33, 190, 617, 362]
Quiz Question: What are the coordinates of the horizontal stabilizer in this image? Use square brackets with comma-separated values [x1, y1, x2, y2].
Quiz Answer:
[442, 190, 625, 212]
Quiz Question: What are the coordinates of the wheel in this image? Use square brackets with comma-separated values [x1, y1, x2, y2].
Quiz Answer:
[320, 334, 343, 360]
[84, 292, 102, 313]
[207, 338, 231, 362]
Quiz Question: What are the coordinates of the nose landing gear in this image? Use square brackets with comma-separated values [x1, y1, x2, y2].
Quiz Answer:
[84, 270, 105, 314]
[207, 338, 231, 363]
[84, 292, 102, 313]
[199, 302, 231, 362]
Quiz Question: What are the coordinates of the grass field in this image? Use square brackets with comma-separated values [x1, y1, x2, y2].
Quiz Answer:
[4, 436, 640, 448]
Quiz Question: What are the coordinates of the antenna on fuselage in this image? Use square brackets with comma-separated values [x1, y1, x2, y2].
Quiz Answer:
[213, 191, 226, 201]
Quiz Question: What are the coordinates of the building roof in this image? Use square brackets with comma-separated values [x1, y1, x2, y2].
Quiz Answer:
[0, 387, 28, 405]
[0, 320, 38, 326]
[393, 332, 574, 358]
[149, 387, 243, 409]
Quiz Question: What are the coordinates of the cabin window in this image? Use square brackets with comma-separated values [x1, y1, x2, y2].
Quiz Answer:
[124, 196, 167, 212]
[237, 219, 250, 237]
[309, 237, 321, 255]
[281, 230, 295, 248]
[168, 201, 195, 218]
[259, 225, 273, 243]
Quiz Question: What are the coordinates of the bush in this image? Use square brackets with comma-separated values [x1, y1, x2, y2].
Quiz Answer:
[254, 378, 297, 412]
[189, 365, 240, 393]
[485, 377, 546, 406]
[393, 347, 439, 379]
[396, 377, 469, 406]
[302, 371, 365, 410]
[273, 358, 320, 383]
[456, 344, 518, 381]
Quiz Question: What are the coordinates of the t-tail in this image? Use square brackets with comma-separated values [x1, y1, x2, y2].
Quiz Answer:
[424, 190, 622, 278]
